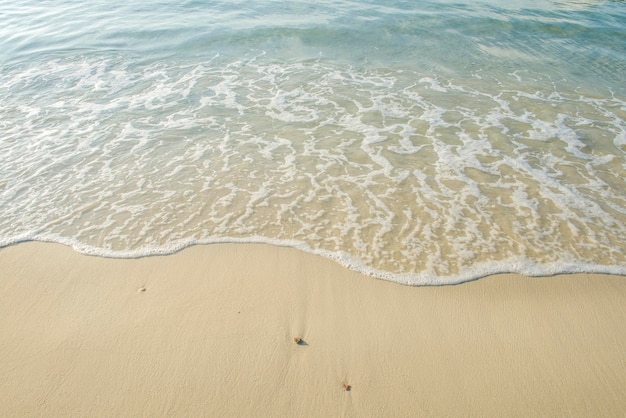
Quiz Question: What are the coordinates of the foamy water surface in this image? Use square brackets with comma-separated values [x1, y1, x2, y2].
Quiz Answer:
[1, 0, 625, 284]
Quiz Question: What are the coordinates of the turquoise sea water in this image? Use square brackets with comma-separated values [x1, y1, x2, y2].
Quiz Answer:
[1, 0, 625, 284]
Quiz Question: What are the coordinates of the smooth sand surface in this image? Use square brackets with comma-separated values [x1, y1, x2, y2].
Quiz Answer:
[1, 242, 625, 417]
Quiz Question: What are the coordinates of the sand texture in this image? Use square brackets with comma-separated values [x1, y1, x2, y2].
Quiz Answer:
[1, 242, 625, 417]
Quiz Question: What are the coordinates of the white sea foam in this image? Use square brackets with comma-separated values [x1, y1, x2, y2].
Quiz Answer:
[1, 55, 625, 285]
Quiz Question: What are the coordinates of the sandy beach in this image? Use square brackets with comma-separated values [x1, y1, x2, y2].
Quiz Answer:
[1, 241, 625, 417]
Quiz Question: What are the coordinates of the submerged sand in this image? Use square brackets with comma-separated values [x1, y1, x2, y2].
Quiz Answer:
[1, 242, 625, 417]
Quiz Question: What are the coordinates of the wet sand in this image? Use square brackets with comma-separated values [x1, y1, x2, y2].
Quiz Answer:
[1, 241, 625, 417]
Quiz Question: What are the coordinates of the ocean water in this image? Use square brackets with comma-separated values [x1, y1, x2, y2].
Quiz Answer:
[1, 0, 625, 285]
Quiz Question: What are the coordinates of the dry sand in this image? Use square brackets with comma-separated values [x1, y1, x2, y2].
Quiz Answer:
[1, 241, 625, 417]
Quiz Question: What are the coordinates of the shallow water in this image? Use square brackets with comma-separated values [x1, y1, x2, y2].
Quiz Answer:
[1, 0, 625, 284]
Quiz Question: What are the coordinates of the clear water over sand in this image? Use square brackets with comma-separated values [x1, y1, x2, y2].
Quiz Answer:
[1, 0, 625, 284]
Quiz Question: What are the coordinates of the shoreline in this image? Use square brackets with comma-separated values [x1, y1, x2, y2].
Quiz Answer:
[1, 241, 625, 416]
[4, 238, 625, 286]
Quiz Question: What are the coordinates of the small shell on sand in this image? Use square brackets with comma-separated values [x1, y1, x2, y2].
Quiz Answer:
[293, 337, 303, 345]
[343, 384, 351, 391]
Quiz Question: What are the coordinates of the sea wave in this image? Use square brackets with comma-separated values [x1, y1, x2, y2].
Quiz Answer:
[1, 55, 625, 285]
